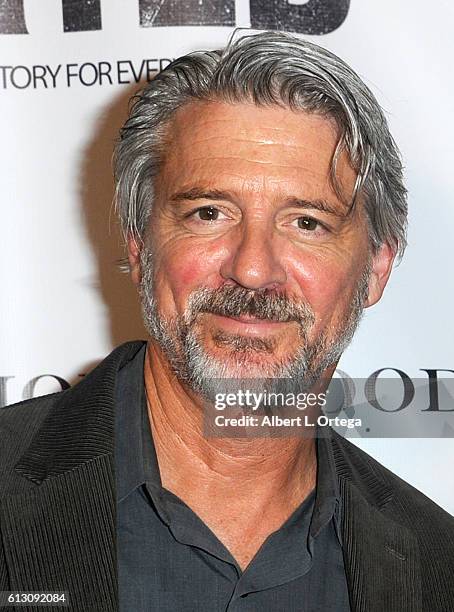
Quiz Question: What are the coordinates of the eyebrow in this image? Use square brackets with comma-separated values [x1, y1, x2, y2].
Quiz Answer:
[284, 197, 345, 217]
[170, 188, 345, 216]
[170, 188, 234, 203]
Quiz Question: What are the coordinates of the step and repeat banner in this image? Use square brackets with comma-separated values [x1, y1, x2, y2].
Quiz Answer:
[1, 0, 453, 513]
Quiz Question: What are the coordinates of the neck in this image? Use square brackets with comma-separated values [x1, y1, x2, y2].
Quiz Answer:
[144, 340, 317, 504]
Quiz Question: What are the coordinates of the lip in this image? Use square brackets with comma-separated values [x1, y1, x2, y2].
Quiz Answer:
[209, 313, 290, 336]
[226, 314, 279, 323]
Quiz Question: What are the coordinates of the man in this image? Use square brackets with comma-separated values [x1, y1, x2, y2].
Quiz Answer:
[1, 30, 453, 612]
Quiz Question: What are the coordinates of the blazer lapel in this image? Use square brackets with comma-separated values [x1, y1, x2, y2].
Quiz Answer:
[331, 434, 422, 612]
[1, 341, 146, 612]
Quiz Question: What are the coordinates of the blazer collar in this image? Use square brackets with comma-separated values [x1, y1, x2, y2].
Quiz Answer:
[14, 340, 146, 485]
[329, 430, 394, 510]
[14, 340, 396, 511]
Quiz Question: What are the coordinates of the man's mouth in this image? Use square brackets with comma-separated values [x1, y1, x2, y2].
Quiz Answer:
[224, 314, 279, 323]
[207, 313, 291, 336]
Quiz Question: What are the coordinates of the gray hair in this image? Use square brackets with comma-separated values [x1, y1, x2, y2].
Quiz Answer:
[114, 30, 407, 263]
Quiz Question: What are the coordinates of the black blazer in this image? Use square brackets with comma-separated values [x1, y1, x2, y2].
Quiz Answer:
[1, 341, 453, 612]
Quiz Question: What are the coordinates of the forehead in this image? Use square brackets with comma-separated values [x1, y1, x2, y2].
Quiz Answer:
[159, 100, 357, 207]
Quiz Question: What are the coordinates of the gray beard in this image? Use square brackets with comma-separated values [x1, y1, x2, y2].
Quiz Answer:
[139, 247, 371, 402]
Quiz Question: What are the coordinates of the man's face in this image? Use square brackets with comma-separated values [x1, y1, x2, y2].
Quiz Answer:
[129, 101, 394, 396]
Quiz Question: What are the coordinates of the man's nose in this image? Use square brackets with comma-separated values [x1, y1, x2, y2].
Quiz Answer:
[219, 222, 287, 290]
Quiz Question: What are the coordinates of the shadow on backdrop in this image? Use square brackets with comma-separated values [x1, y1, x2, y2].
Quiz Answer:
[79, 82, 147, 352]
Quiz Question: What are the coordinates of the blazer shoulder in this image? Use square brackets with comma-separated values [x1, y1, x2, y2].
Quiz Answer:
[332, 432, 454, 528]
[1, 391, 60, 427]
[0, 393, 61, 479]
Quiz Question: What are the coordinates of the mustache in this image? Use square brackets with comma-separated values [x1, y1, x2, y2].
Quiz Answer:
[185, 285, 315, 327]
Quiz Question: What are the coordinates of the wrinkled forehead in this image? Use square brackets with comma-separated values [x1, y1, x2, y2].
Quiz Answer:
[157, 99, 359, 213]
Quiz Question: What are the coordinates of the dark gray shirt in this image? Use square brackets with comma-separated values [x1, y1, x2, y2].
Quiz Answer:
[116, 344, 351, 611]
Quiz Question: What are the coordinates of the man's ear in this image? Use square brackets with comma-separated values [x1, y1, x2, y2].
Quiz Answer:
[127, 235, 142, 286]
[364, 242, 396, 308]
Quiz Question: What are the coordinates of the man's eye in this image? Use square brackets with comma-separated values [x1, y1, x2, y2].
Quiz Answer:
[183, 205, 232, 233]
[297, 216, 319, 231]
[194, 206, 220, 221]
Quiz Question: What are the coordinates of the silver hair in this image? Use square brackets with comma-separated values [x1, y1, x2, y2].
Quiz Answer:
[114, 30, 407, 263]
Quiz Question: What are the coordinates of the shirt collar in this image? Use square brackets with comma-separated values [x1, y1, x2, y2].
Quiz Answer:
[310, 425, 342, 539]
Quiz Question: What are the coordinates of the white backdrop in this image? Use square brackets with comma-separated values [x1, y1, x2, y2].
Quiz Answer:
[1, 0, 453, 514]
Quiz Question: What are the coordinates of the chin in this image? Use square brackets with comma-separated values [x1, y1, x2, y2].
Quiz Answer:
[206, 343, 299, 379]
[216, 360, 275, 379]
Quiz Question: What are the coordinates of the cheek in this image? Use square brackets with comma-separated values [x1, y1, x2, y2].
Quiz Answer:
[153, 239, 227, 310]
[288, 250, 358, 321]
[172, 257, 203, 288]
